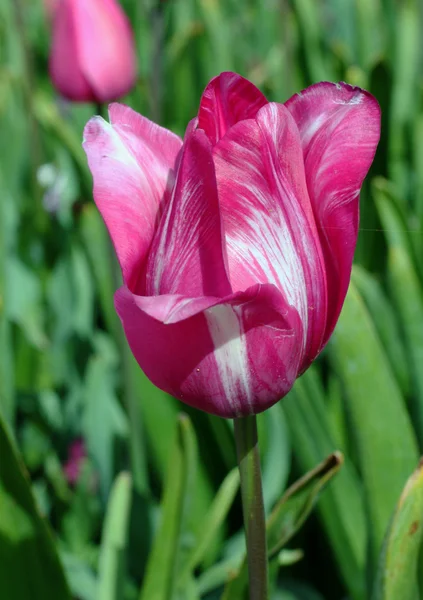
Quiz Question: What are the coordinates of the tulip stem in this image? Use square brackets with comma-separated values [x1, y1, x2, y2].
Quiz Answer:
[234, 415, 268, 600]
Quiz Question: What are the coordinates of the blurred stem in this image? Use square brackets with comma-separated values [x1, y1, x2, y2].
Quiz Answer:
[95, 103, 105, 118]
[150, 1, 165, 124]
[13, 0, 43, 215]
[234, 415, 268, 600]
[0, 172, 14, 428]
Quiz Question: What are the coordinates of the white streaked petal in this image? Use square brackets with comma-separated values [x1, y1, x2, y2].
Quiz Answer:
[83, 103, 182, 291]
[205, 304, 252, 415]
[214, 103, 327, 365]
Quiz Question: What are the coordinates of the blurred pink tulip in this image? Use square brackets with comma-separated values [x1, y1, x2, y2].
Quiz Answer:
[49, 0, 136, 103]
[83, 72, 380, 418]
[63, 438, 86, 485]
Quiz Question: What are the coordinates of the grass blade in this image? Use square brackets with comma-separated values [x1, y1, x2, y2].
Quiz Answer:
[98, 472, 132, 600]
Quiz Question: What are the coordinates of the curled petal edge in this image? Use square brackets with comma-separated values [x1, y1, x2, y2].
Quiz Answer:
[115, 284, 303, 418]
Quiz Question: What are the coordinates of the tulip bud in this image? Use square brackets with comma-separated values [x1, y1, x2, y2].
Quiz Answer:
[49, 0, 137, 103]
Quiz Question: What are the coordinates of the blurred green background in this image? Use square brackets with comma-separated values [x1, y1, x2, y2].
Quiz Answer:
[1, 0, 423, 598]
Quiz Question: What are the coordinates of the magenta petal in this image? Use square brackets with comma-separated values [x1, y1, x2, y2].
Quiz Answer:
[213, 103, 327, 365]
[198, 72, 268, 145]
[115, 284, 303, 417]
[83, 103, 182, 291]
[146, 129, 231, 298]
[285, 82, 381, 344]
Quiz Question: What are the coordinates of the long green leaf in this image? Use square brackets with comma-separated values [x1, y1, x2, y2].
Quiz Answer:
[98, 472, 132, 600]
[284, 368, 367, 600]
[267, 452, 343, 557]
[352, 265, 410, 395]
[222, 454, 342, 599]
[374, 178, 423, 441]
[0, 413, 71, 599]
[139, 414, 199, 600]
[0, 170, 14, 427]
[388, 4, 420, 192]
[179, 468, 239, 580]
[259, 402, 291, 515]
[330, 282, 419, 569]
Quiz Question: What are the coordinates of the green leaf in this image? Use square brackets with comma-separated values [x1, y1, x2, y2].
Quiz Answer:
[177, 467, 240, 588]
[291, 0, 331, 81]
[0, 171, 15, 427]
[33, 92, 91, 185]
[330, 282, 419, 567]
[267, 452, 343, 557]
[37, 389, 64, 433]
[284, 368, 367, 600]
[98, 472, 132, 600]
[278, 580, 325, 600]
[197, 0, 235, 74]
[388, 4, 420, 192]
[277, 548, 304, 566]
[5, 257, 47, 349]
[259, 402, 291, 514]
[373, 178, 423, 441]
[373, 459, 423, 600]
[223, 454, 342, 599]
[197, 554, 242, 597]
[352, 265, 410, 396]
[83, 333, 128, 499]
[61, 463, 101, 552]
[70, 244, 94, 338]
[134, 369, 216, 550]
[139, 414, 199, 600]
[60, 552, 98, 600]
[79, 205, 120, 339]
[0, 413, 71, 599]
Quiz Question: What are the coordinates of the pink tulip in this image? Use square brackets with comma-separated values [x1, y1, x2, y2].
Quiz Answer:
[83, 72, 380, 418]
[49, 0, 137, 103]
[63, 438, 86, 485]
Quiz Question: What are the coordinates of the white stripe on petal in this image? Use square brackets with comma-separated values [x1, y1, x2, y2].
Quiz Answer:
[205, 304, 252, 415]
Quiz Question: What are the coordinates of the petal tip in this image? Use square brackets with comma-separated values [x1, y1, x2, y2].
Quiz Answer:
[82, 115, 109, 146]
[288, 80, 380, 115]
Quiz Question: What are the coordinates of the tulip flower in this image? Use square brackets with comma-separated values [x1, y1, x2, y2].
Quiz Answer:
[83, 72, 380, 418]
[63, 438, 86, 485]
[49, 0, 136, 103]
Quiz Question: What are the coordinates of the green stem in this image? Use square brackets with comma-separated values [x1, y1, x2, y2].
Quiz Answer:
[234, 415, 268, 600]
[13, 0, 45, 225]
[95, 103, 105, 118]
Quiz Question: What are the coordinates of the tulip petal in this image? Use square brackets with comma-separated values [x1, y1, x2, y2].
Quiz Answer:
[146, 129, 231, 298]
[213, 103, 327, 365]
[74, 0, 137, 102]
[285, 82, 381, 343]
[198, 72, 268, 145]
[50, 0, 94, 101]
[83, 103, 182, 291]
[115, 283, 302, 418]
